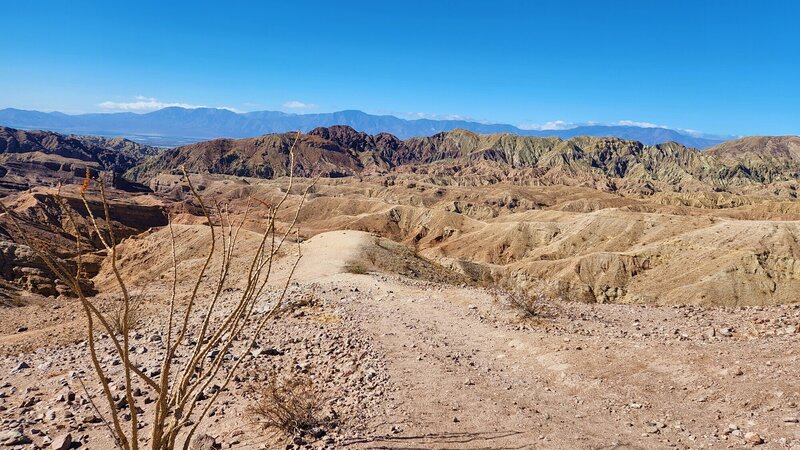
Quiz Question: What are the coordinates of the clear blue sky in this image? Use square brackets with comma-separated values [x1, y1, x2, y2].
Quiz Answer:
[1, 0, 797, 136]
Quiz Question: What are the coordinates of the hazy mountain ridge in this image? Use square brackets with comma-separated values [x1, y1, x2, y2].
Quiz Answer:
[0, 107, 725, 148]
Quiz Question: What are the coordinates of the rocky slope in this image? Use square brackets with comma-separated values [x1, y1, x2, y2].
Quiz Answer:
[0, 126, 158, 194]
[708, 136, 800, 162]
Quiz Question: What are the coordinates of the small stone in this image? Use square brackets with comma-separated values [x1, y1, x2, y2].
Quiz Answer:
[783, 417, 799, 423]
[453, 417, 460, 423]
[464, 378, 474, 386]
[13, 362, 30, 371]
[57, 389, 76, 403]
[744, 432, 763, 445]
[0, 430, 32, 445]
[16, 326, 28, 333]
[51, 433, 72, 450]
[83, 415, 103, 424]
[191, 434, 219, 450]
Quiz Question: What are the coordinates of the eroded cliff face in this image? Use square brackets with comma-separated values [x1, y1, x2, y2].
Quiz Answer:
[0, 185, 168, 300]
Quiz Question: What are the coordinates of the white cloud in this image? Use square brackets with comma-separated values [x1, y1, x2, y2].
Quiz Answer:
[282, 101, 318, 110]
[520, 119, 680, 131]
[612, 120, 666, 129]
[98, 96, 239, 112]
[518, 120, 576, 131]
[405, 112, 470, 121]
[398, 111, 499, 123]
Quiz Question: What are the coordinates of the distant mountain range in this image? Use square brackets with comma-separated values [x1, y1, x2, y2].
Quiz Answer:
[0, 107, 727, 149]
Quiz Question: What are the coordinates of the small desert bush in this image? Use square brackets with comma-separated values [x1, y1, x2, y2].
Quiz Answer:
[110, 293, 145, 335]
[502, 289, 552, 319]
[247, 373, 330, 441]
[491, 284, 564, 321]
[344, 260, 369, 274]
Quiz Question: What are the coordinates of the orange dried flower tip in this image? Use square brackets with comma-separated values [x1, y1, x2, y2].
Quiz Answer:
[81, 168, 91, 194]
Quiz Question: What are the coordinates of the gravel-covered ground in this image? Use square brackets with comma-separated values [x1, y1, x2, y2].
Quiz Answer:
[2, 231, 800, 449]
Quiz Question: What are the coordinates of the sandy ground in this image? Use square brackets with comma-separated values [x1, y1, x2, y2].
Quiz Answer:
[2, 231, 800, 449]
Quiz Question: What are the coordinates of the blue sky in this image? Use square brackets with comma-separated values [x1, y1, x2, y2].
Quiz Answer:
[1, 0, 797, 136]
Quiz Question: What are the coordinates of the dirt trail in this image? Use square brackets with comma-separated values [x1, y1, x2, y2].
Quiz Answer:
[332, 273, 800, 449]
[281, 231, 800, 448]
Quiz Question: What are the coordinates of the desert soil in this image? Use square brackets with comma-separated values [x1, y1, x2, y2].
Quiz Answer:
[2, 231, 800, 449]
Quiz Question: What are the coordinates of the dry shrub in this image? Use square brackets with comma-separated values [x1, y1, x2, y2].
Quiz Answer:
[110, 293, 145, 335]
[344, 260, 368, 274]
[502, 289, 552, 319]
[491, 284, 564, 321]
[247, 373, 330, 441]
[276, 290, 320, 316]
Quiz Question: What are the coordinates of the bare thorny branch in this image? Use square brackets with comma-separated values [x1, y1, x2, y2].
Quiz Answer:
[0, 133, 314, 449]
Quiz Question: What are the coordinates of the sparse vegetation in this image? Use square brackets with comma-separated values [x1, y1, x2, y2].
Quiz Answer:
[109, 293, 145, 336]
[344, 237, 471, 285]
[491, 284, 564, 321]
[344, 261, 369, 274]
[246, 373, 331, 442]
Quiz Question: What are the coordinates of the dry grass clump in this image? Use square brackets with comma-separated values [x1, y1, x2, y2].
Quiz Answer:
[110, 293, 146, 335]
[247, 373, 331, 442]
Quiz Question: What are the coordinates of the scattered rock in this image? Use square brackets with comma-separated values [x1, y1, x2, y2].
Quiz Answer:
[744, 432, 764, 445]
[50, 433, 72, 450]
[0, 430, 31, 446]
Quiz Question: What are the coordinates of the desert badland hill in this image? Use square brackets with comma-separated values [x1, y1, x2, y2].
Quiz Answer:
[1, 125, 800, 449]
